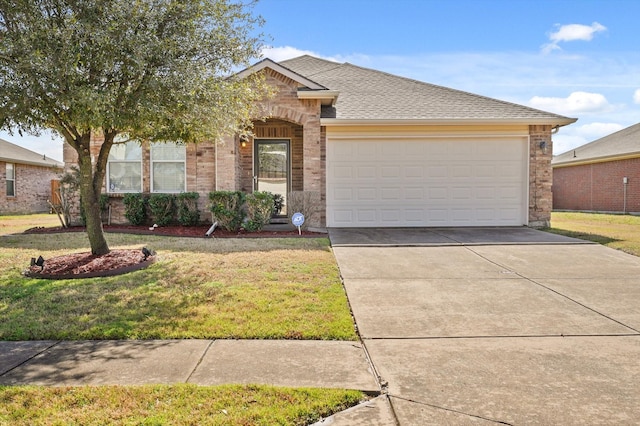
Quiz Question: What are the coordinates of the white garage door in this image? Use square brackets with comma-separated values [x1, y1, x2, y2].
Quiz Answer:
[326, 137, 528, 227]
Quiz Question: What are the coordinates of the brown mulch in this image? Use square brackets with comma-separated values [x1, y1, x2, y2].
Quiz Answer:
[24, 224, 321, 238]
[24, 249, 154, 280]
[22, 224, 323, 279]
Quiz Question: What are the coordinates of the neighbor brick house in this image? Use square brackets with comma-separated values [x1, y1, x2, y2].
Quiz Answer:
[1, 138, 63, 214]
[552, 122, 640, 214]
[64, 55, 576, 228]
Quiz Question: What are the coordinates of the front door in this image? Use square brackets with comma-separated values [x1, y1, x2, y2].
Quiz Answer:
[254, 139, 290, 216]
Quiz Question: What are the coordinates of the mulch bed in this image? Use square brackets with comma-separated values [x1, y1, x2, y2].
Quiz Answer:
[23, 249, 155, 280]
[24, 224, 323, 238]
[21, 224, 323, 279]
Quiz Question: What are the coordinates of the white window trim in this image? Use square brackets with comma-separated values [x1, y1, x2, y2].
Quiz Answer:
[6, 163, 15, 197]
[150, 143, 186, 193]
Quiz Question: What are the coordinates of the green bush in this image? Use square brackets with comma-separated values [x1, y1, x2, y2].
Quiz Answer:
[244, 192, 275, 232]
[123, 193, 147, 225]
[176, 192, 200, 226]
[209, 191, 245, 231]
[148, 194, 175, 226]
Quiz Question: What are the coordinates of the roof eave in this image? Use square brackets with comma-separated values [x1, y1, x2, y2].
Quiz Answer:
[0, 157, 63, 168]
[321, 117, 578, 127]
[552, 152, 640, 168]
[297, 90, 340, 106]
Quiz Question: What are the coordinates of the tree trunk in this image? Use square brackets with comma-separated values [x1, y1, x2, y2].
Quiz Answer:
[76, 138, 110, 256]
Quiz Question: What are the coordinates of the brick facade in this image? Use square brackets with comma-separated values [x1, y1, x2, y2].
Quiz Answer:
[528, 125, 553, 227]
[0, 161, 61, 214]
[553, 157, 640, 214]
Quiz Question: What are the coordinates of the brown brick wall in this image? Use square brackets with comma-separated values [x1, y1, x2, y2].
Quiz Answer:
[0, 161, 61, 214]
[529, 125, 553, 227]
[553, 157, 640, 213]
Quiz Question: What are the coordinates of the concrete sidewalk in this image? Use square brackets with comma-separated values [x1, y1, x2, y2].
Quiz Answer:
[0, 339, 379, 390]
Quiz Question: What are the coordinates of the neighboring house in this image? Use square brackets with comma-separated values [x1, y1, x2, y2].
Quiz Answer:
[552, 122, 640, 214]
[64, 55, 576, 228]
[0, 138, 63, 214]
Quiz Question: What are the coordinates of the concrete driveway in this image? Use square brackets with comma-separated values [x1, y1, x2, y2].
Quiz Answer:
[329, 227, 640, 425]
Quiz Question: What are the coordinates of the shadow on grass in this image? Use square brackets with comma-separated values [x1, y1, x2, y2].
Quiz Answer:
[0, 232, 331, 254]
[0, 264, 201, 341]
[543, 227, 620, 245]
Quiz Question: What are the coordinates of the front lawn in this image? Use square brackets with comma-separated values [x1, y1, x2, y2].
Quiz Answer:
[547, 211, 640, 256]
[0, 232, 357, 341]
[0, 213, 61, 236]
[0, 384, 365, 425]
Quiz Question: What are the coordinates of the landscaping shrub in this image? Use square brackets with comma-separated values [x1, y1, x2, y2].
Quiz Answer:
[244, 192, 275, 232]
[123, 193, 147, 225]
[209, 191, 245, 231]
[148, 194, 175, 226]
[176, 192, 200, 226]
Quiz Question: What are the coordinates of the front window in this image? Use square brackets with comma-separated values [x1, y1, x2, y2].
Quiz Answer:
[6, 163, 15, 196]
[107, 141, 142, 192]
[151, 142, 186, 192]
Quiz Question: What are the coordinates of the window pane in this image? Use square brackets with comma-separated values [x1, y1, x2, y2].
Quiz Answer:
[6, 163, 14, 179]
[151, 143, 185, 161]
[108, 142, 142, 161]
[153, 162, 185, 192]
[108, 162, 142, 192]
[6, 163, 15, 196]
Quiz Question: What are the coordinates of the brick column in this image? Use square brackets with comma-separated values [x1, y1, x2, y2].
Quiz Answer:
[529, 125, 553, 227]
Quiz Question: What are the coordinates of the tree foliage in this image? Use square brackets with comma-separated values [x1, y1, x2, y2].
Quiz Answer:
[0, 0, 271, 254]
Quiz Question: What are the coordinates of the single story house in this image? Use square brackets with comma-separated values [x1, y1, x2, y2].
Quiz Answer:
[1, 138, 63, 214]
[552, 122, 640, 214]
[65, 55, 576, 228]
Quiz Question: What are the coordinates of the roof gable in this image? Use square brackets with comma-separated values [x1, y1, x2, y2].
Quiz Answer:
[553, 122, 640, 166]
[0, 138, 63, 168]
[279, 55, 576, 126]
[236, 58, 327, 90]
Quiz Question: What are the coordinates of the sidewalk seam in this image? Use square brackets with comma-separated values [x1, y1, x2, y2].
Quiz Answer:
[185, 339, 215, 383]
[0, 341, 61, 378]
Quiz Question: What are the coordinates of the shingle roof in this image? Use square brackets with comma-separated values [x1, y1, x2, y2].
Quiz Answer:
[278, 55, 576, 125]
[0, 138, 63, 168]
[552, 122, 640, 166]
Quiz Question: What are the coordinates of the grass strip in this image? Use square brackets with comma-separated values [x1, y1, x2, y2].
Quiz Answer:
[0, 384, 366, 425]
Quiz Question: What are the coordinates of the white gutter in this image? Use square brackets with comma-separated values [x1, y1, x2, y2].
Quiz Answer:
[320, 117, 578, 127]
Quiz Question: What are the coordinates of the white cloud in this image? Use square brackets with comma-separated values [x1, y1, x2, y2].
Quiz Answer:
[553, 133, 587, 156]
[529, 91, 611, 115]
[542, 22, 607, 54]
[634, 88, 640, 104]
[574, 122, 624, 140]
[553, 121, 625, 155]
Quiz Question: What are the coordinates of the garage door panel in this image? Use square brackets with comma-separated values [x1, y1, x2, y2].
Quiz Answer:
[327, 138, 527, 227]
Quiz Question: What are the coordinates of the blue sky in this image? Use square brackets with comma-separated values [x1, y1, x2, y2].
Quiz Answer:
[3, 0, 639, 161]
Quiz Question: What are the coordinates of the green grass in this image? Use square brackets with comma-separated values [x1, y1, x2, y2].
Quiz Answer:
[0, 232, 356, 341]
[0, 384, 366, 425]
[0, 213, 61, 236]
[547, 211, 640, 256]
